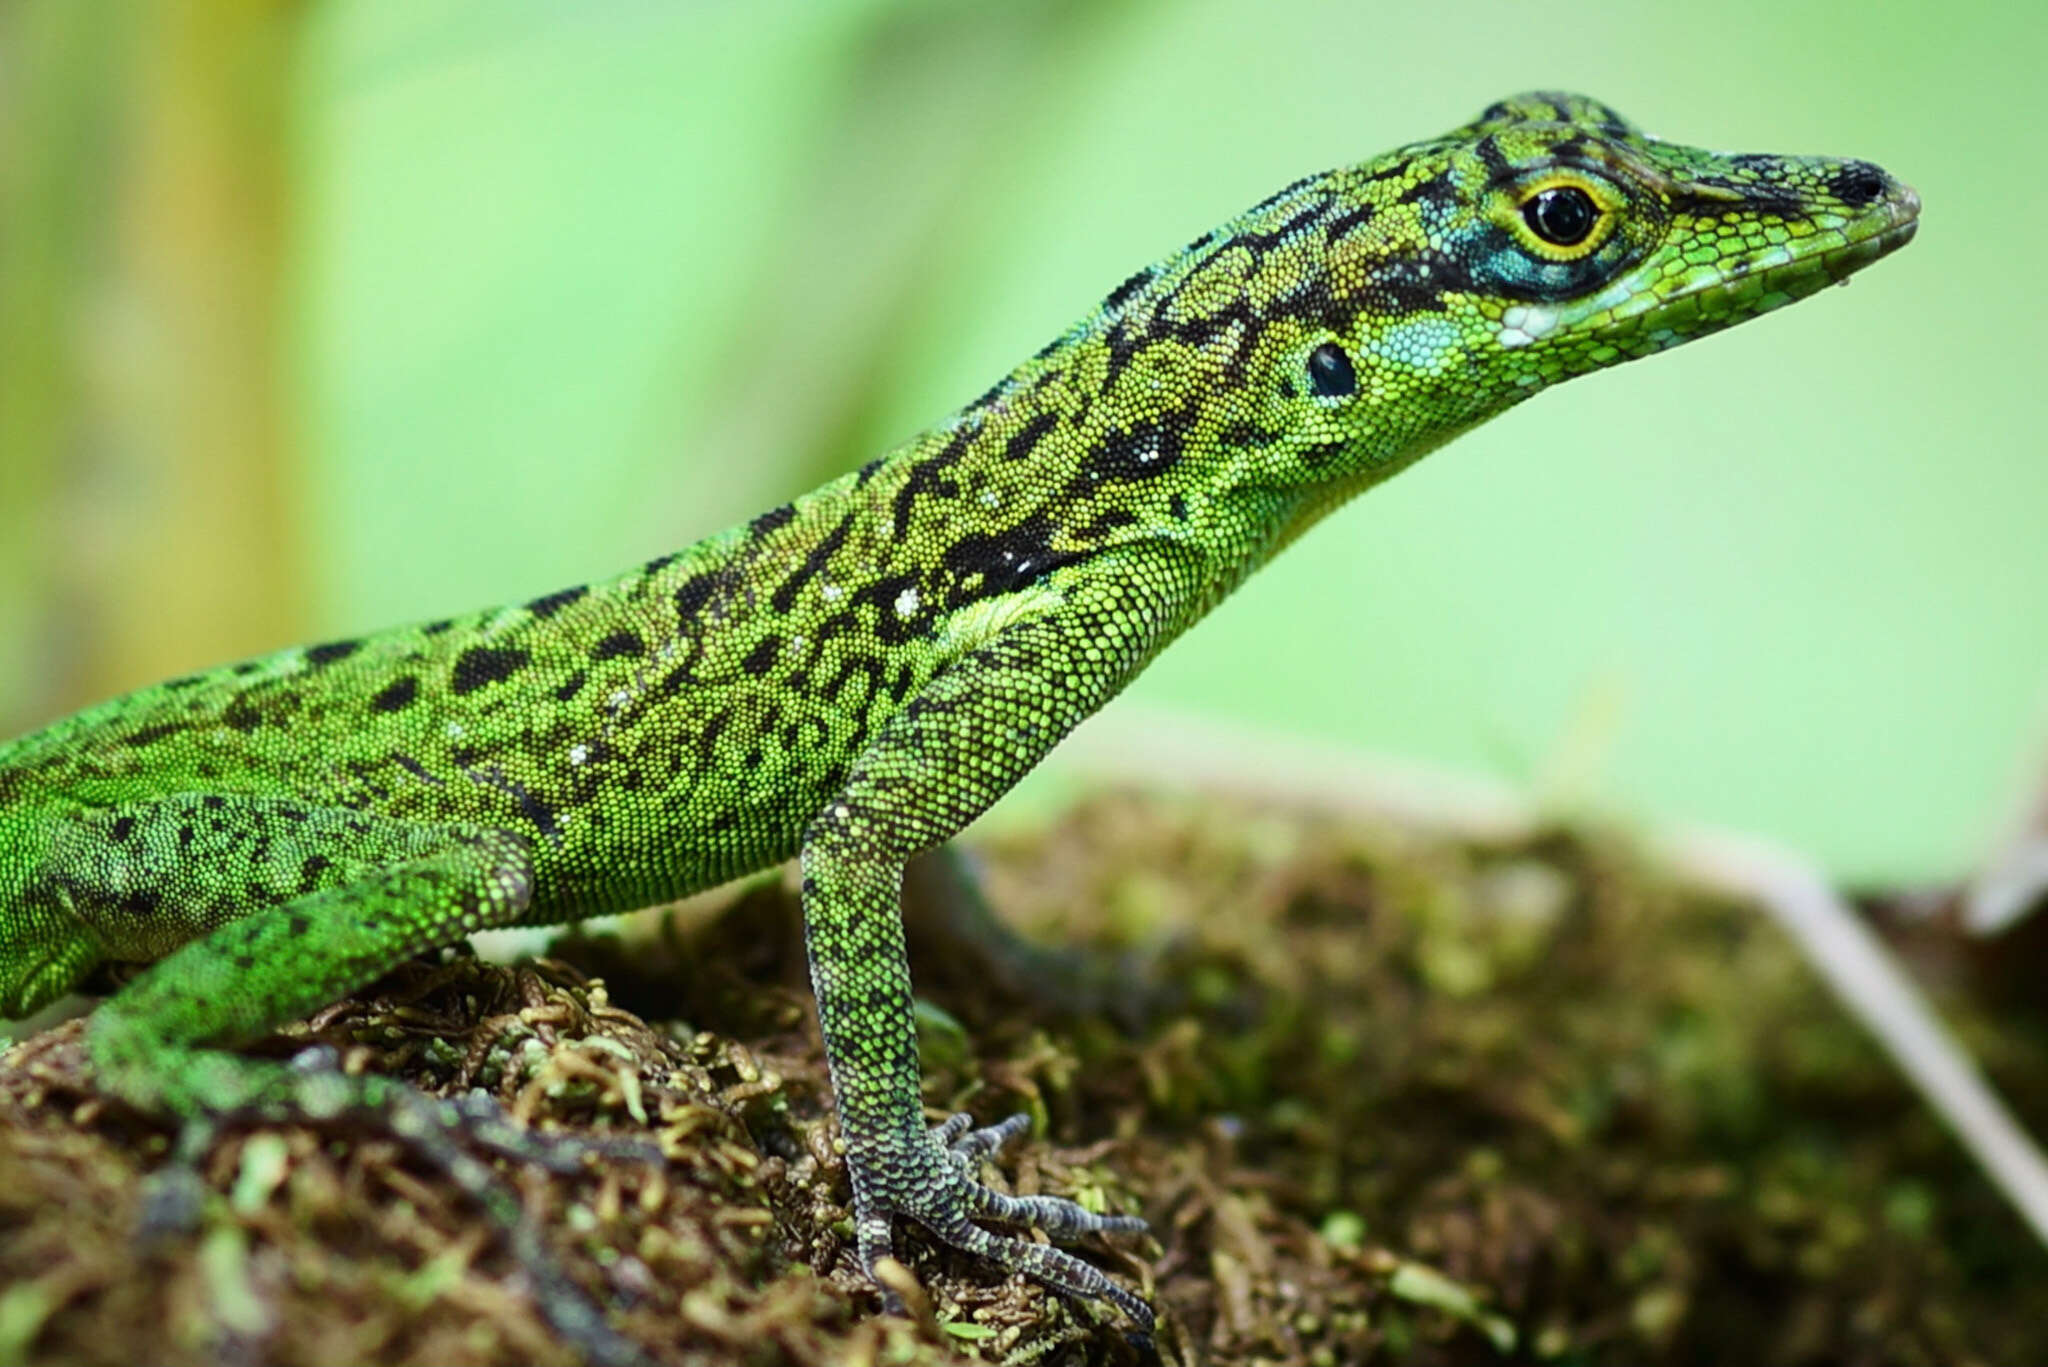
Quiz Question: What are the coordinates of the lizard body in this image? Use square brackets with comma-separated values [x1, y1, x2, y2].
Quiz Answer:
[0, 93, 1917, 1360]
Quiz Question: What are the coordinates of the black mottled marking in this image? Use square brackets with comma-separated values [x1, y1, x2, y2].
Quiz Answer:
[1221, 420, 1283, 449]
[1072, 409, 1191, 491]
[1168, 296, 1260, 381]
[232, 662, 261, 677]
[423, 620, 455, 636]
[1399, 176, 1458, 211]
[110, 816, 136, 842]
[674, 572, 722, 621]
[299, 854, 332, 892]
[1364, 249, 1467, 313]
[305, 640, 362, 668]
[1104, 267, 1155, 311]
[1073, 509, 1139, 541]
[222, 696, 265, 733]
[1677, 180, 1803, 219]
[1100, 320, 1142, 394]
[451, 647, 530, 695]
[770, 513, 854, 615]
[1473, 133, 1511, 180]
[940, 514, 1087, 605]
[450, 744, 482, 768]
[391, 752, 443, 784]
[203, 796, 225, 810]
[489, 770, 560, 842]
[553, 669, 588, 703]
[120, 889, 161, 917]
[890, 428, 973, 536]
[1235, 202, 1326, 258]
[1300, 440, 1347, 468]
[591, 630, 644, 662]
[854, 458, 885, 488]
[123, 723, 184, 748]
[741, 636, 781, 676]
[164, 675, 207, 691]
[1001, 412, 1058, 462]
[1359, 159, 1416, 186]
[750, 503, 796, 537]
[1169, 493, 1189, 522]
[691, 706, 735, 773]
[966, 380, 1007, 412]
[643, 553, 679, 576]
[288, 913, 311, 936]
[1323, 201, 1376, 241]
[370, 676, 419, 713]
[854, 574, 928, 646]
[526, 585, 588, 619]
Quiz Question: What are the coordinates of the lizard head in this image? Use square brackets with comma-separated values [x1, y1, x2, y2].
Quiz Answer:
[1180, 91, 1919, 519]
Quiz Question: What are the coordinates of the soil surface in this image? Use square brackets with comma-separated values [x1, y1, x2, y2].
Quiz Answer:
[3, 789, 2044, 1366]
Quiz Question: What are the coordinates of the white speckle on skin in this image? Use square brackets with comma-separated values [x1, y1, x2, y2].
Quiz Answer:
[569, 744, 590, 765]
[445, 722, 464, 739]
[608, 689, 631, 710]
[979, 490, 999, 507]
[894, 587, 920, 617]
[821, 583, 844, 603]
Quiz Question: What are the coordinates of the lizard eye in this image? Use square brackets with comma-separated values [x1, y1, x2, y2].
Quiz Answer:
[1307, 342, 1357, 398]
[1522, 185, 1598, 246]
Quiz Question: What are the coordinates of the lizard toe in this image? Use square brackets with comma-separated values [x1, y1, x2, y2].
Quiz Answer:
[849, 1113, 1150, 1328]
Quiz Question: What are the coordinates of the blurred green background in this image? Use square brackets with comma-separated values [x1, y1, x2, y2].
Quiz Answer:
[3, 0, 2042, 884]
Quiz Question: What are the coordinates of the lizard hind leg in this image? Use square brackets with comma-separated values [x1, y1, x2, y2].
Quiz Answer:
[79, 819, 660, 1367]
[904, 845, 1180, 1034]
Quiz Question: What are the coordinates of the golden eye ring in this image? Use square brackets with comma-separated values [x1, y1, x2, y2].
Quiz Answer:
[1503, 174, 1619, 260]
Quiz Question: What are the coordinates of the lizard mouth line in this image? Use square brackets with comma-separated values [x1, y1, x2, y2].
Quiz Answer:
[1639, 202, 1922, 323]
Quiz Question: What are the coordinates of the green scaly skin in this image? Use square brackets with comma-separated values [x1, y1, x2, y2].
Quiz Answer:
[0, 93, 1916, 1361]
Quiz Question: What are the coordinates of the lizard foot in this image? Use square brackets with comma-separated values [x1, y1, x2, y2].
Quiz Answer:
[852, 1110, 1153, 1331]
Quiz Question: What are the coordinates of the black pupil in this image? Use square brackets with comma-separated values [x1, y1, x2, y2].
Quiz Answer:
[1307, 343, 1356, 398]
[1524, 186, 1597, 246]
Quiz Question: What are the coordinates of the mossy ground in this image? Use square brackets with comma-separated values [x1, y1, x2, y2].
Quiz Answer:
[2, 789, 2044, 1366]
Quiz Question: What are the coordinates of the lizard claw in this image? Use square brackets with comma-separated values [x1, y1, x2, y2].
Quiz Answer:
[850, 1112, 1153, 1330]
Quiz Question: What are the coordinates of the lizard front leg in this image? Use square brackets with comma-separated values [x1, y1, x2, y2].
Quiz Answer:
[53, 804, 658, 1367]
[801, 544, 1203, 1331]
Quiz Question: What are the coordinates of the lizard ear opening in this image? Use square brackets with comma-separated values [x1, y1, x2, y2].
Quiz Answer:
[1307, 342, 1358, 399]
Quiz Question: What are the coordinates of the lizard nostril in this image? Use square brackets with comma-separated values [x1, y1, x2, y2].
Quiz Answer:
[1831, 163, 1889, 208]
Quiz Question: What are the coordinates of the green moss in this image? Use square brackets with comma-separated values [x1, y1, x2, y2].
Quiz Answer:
[3, 788, 2044, 1365]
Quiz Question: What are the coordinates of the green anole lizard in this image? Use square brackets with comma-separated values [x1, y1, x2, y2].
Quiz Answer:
[0, 93, 1917, 1363]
